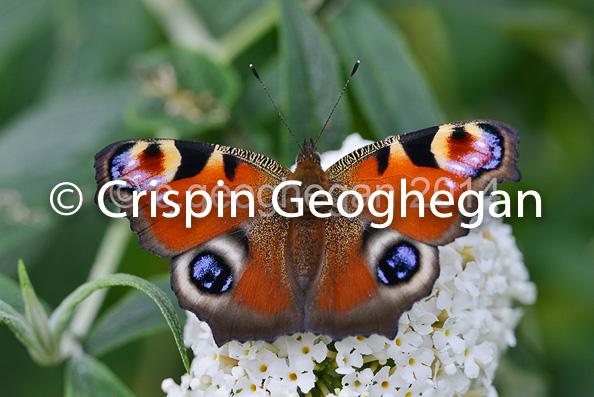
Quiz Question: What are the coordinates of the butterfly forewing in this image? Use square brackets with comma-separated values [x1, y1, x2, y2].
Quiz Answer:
[94, 139, 290, 257]
[326, 119, 520, 245]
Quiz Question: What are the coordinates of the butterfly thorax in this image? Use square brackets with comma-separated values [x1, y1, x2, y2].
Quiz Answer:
[289, 141, 330, 217]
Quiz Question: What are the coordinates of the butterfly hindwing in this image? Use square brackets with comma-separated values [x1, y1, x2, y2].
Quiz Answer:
[305, 217, 439, 340]
[170, 214, 303, 346]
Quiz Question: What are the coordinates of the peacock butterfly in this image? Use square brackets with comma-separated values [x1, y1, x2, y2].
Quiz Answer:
[94, 63, 520, 346]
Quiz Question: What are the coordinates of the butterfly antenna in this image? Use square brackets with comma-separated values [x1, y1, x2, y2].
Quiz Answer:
[315, 60, 360, 146]
[250, 64, 303, 153]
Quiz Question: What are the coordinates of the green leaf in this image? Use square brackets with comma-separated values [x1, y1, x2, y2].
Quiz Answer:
[85, 274, 186, 357]
[65, 354, 134, 397]
[126, 46, 240, 137]
[0, 262, 59, 365]
[0, 299, 45, 363]
[0, 81, 131, 188]
[0, 271, 24, 311]
[49, 273, 190, 373]
[329, 1, 442, 139]
[279, 0, 352, 153]
[18, 260, 55, 359]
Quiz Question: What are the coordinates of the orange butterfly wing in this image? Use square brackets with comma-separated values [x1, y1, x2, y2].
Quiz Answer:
[94, 139, 289, 256]
[326, 120, 520, 245]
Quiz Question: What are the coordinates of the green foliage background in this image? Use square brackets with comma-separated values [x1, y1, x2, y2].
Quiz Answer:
[1, 0, 592, 395]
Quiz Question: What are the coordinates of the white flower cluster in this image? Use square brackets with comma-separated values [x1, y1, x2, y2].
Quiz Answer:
[162, 134, 536, 397]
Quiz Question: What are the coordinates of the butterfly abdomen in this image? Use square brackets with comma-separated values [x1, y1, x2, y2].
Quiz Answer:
[288, 218, 325, 290]
[281, 150, 331, 290]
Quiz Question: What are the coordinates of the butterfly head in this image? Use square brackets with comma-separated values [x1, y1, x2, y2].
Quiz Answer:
[296, 138, 321, 166]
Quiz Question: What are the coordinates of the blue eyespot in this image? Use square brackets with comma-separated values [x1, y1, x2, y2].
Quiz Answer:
[377, 243, 419, 285]
[190, 252, 233, 294]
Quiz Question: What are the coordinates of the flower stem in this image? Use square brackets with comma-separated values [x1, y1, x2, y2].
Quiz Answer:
[68, 219, 130, 338]
[142, 0, 278, 66]
[218, 1, 279, 65]
[141, 0, 225, 62]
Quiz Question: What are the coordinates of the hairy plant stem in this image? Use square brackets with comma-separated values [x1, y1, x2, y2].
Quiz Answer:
[219, 1, 279, 64]
[68, 219, 130, 339]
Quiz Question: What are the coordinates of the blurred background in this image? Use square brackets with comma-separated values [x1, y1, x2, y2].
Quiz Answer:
[0, 0, 592, 396]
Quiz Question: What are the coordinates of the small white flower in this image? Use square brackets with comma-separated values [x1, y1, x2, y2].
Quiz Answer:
[162, 378, 185, 397]
[409, 309, 439, 335]
[368, 366, 407, 397]
[335, 338, 366, 374]
[190, 343, 221, 378]
[209, 372, 235, 394]
[398, 347, 434, 383]
[361, 334, 390, 353]
[456, 329, 496, 379]
[342, 368, 374, 395]
[233, 377, 267, 396]
[268, 359, 316, 394]
[432, 317, 469, 355]
[240, 349, 284, 383]
[436, 284, 474, 315]
[399, 380, 436, 397]
[434, 366, 471, 396]
[184, 314, 214, 349]
[265, 376, 290, 396]
[287, 333, 328, 361]
[454, 260, 483, 297]
[387, 330, 423, 357]
[227, 341, 259, 361]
